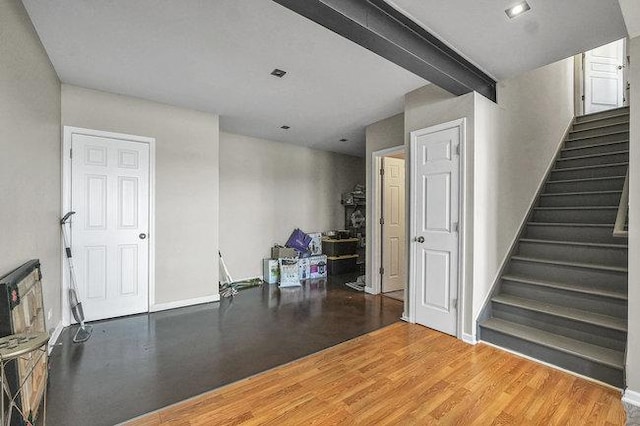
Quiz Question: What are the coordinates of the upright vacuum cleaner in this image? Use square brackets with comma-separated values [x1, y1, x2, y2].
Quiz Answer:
[61, 212, 93, 343]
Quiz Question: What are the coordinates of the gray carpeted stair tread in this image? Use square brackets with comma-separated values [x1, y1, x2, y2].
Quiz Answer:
[480, 318, 624, 370]
[551, 162, 628, 173]
[510, 255, 628, 272]
[539, 190, 622, 197]
[562, 140, 628, 152]
[575, 106, 628, 121]
[533, 206, 618, 211]
[501, 274, 627, 300]
[547, 175, 626, 184]
[570, 121, 629, 134]
[519, 238, 627, 249]
[566, 130, 628, 143]
[555, 150, 628, 162]
[575, 112, 629, 126]
[491, 294, 627, 332]
[527, 222, 614, 228]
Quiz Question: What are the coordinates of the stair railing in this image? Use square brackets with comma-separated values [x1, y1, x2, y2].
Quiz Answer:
[613, 170, 629, 237]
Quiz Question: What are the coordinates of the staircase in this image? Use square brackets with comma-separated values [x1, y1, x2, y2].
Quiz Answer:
[479, 106, 629, 388]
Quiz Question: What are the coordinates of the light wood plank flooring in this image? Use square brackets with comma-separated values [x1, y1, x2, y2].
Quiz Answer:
[126, 322, 625, 425]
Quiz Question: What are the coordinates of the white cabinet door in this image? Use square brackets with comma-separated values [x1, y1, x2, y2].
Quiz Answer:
[410, 122, 461, 336]
[71, 133, 150, 321]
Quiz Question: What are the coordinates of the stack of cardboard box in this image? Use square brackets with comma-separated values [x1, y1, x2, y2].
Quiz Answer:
[263, 232, 328, 286]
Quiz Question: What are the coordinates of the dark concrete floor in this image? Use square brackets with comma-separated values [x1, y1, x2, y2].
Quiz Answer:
[45, 274, 403, 426]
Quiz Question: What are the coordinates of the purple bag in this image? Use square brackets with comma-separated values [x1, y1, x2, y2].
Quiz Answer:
[285, 228, 312, 253]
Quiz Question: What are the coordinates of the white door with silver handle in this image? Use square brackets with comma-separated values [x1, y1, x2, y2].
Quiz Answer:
[410, 120, 462, 337]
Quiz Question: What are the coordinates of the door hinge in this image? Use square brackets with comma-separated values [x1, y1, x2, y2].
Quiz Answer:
[380, 168, 385, 176]
[455, 144, 460, 156]
[379, 267, 384, 275]
[452, 298, 458, 310]
[453, 222, 459, 232]
[380, 217, 385, 225]
[70, 148, 73, 159]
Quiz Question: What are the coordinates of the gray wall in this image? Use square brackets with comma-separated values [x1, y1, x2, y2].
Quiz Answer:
[472, 58, 575, 331]
[61, 85, 219, 306]
[0, 0, 62, 330]
[626, 35, 640, 395]
[219, 132, 365, 279]
[364, 113, 404, 288]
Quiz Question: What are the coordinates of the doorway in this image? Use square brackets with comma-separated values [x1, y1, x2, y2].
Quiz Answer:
[371, 146, 407, 304]
[409, 119, 464, 338]
[581, 38, 627, 115]
[62, 127, 155, 324]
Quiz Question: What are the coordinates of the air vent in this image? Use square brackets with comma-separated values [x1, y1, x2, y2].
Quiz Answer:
[271, 69, 287, 78]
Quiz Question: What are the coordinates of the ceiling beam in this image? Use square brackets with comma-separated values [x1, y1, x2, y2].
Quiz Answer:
[272, 0, 497, 102]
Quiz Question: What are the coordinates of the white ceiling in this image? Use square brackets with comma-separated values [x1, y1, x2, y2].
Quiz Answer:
[22, 0, 631, 157]
[387, 0, 628, 80]
[22, 0, 427, 157]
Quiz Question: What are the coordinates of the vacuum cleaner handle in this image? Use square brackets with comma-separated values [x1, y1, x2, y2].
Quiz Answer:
[61, 211, 76, 225]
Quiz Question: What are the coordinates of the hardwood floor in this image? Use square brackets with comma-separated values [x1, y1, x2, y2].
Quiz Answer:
[127, 323, 626, 425]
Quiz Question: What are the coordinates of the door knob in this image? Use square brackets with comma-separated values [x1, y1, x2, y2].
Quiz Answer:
[414, 236, 425, 243]
[139, 233, 147, 240]
[619, 65, 623, 70]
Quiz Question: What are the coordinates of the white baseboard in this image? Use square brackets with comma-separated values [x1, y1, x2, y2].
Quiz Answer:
[623, 389, 640, 407]
[364, 286, 377, 295]
[462, 332, 477, 345]
[48, 321, 64, 354]
[150, 294, 220, 313]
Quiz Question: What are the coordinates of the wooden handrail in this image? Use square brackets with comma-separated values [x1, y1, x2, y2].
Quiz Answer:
[613, 170, 629, 237]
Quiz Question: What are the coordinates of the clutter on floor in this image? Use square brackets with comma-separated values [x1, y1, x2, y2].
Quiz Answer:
[261, 183, 367, 289]
[219, 251, 264, 298]
[345, 275, 366, 292]
[341, 184, 366, 274]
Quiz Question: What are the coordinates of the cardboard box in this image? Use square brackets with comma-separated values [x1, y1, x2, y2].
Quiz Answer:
[298, 258, 310, 280]
[271, 246, 297, 259]
[263, 259, 279, 284]
[279, 258, 301, 287]
[308, 232, 323, 256]
[308, 255, 327, 279]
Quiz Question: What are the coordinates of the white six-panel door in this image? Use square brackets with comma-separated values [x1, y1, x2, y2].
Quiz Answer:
[584, 38, 625, 114]
[382, 157, 406, 293]
[410, 121, 461, 336]
[70, 132, 150, 321]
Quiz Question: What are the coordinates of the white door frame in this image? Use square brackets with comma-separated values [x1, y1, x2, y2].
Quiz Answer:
[368, 145, 406, 295]
[61, 126, 156, 326]
[408, 118, 466, 339]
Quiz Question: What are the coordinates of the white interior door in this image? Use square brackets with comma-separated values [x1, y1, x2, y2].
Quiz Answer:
[71, 133, 150, 321]
[381, 157, 406, 293]
[410, 121, 461, 336]
[584, 38, 625, 114]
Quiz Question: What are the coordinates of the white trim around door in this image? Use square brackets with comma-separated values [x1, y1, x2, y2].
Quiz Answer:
[408, 118, 466, 339]
[368, 145, 406, 296]
[61, 126, 156, 326]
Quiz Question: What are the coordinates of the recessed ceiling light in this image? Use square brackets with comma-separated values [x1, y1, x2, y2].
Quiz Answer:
[505, 1, 530, 19]
[271, 69, 287, 78]
[340, 138, 348, 142]
[281, 125, 290, 130]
